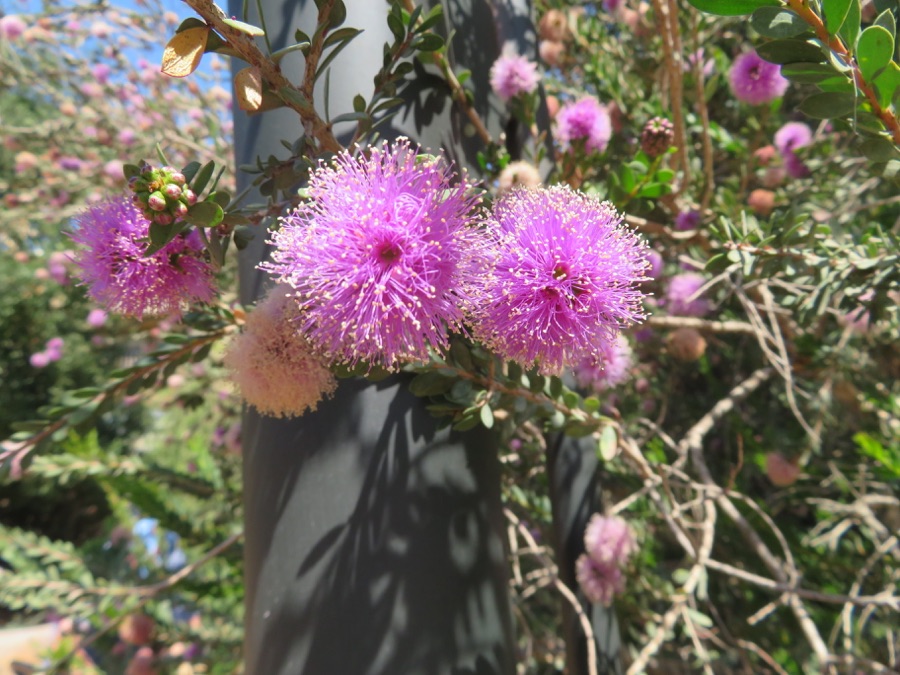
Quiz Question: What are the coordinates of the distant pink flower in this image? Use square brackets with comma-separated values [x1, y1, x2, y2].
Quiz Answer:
[89, 21, 111, 38]
[117, 129, 136, 146]
[774, 122, 812, 154]
[675, 210, 701, 231]
[57, 157, 83, 171]
[104, 160, 124, 181]
[30, 352, 51, 368]
[643, 249, 663, 281]
[70, 196, 216, 319]
[665, 272, 711, 317]
[685, 48, 715, 78]
[91, 63, 112, 84]
[0, 15, 27, 40]
[47, 251, 70, 285]
[555, 97, 612, 153]
[224, 290, 336, 418]
[775, 122, 813, 178]
[729, 50, 788, 105]
[87, 308, 108, 327]
[576, 554, 625, 606]
[80, 82, 104, 98]
[263, 138, 484, 369]
[490, 54, 540, 101]
[576, 514, 636, 605]
[468, 186, 648, 375]
[45, 337, 64, 360]
[14, 151, 38, 173]
[585, 514, 636, 567]
[573, 335, 634, 391]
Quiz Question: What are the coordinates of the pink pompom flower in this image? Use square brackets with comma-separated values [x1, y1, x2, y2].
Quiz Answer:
[555, 97, 612, 154]
[0, 15, 27, 40]
[573, 336, 634, 392]
[489, 54, 540, 101]
[224, 290, 336, 418]
[468, 185, 648, 375]
[70, 196, 216, 319]
[665, 272, 711, 317]
[575, 514, 636, 606]
[263, 138, 486, 370]
[729, 50, 788, 105]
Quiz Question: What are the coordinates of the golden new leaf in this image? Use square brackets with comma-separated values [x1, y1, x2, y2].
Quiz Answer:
[161, 26, 210, 78]
[234, 67, 263, 112]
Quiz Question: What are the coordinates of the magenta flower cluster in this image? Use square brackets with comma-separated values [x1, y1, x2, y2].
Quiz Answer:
[729, 50, 788, 106]
[489, 54, 540, 101]
[575, 514, 636, 605]
[264, 140, 648, 379]
[70, 197, 216, 319]
[555, 97, 612, 153]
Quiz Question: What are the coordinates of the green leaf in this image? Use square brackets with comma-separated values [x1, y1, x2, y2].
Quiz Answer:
[181, 161, 201, 184]
[597, 425, 618, 461]
[798, 91, 858, 118]
[185, 201, 224, 228]
[479, 405, 494, 429]
[222, 17, 265, 36]
[387, 12, 405, 43]
[780, 62, 844, 83]
[146, 221, 180, 254]
[316, 28, 364, 79]
[822, 0, 852, 35]
[413, 33, 444, 52]
[838, 0, 861, 55]
[176, 17, 208, 32]
[123, 163, 140, 180]
[190, 161, 215, 195]
[326, 0, 347, 29]
[329, 111, 370, 125]
[857, 25, 894, 81]
[209, 190, 231, 208]
[415, 5, 444, 33]
[233, 226, 254, 250]
[639, 183, 665, 198]
[353, 94, 366, 112]
[620, 163, 636, 192]
[750, 7, 810, 38]
[874, 61, 900, 108]
[756, 38, 827, 64]
[858, 135, 900, 161]
[684, 0, 780, 16]
[874, 8, 896, 38]
[409, 371, 454, 396]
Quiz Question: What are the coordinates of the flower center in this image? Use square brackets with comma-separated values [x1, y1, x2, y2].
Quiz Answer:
[377, 241, 402, 265]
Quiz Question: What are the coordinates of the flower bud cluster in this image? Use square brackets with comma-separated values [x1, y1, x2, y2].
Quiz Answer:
[640, 117, 674, 158]
[128, 161, 197, 226]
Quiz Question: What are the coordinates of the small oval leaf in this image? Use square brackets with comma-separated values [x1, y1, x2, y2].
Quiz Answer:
[222, 17, 265, 36]
[857, 25, 894, 82]
[750, 7, 810, 39]
[161, 26, 210, 78]
[798, 91, 858, 118]
[756, 38, 826, 65]
[234, 66, 263, 111]
[685, 0, 780, 16]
